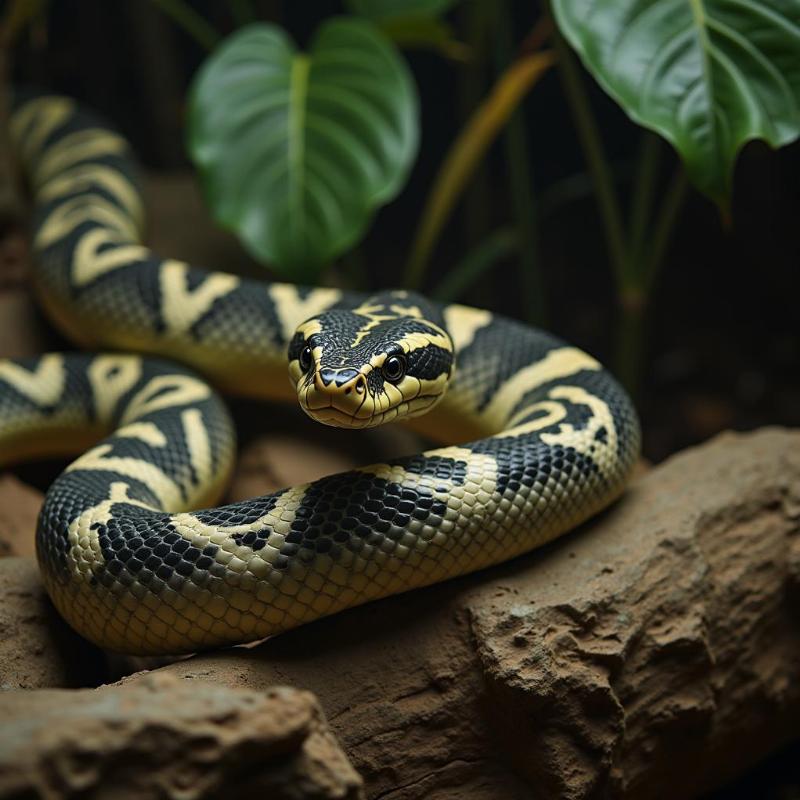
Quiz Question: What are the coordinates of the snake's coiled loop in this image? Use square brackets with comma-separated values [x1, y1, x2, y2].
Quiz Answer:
[0, 94, 640, 655]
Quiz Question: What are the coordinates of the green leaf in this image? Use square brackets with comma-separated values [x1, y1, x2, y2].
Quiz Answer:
[188, 19, 418, 279]
[551, 0, 800, 203]
[346, 0, 459, 22]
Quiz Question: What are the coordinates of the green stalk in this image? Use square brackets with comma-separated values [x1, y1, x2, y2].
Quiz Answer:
[614, 167, 688, 397]
[456, 0, 492, 256]
[150, 0, 220, 50]
[404, 50, 554, 289]
[552, 24, 628, 288]
[614, 290, 647, 398]
[643, 168, 688, 295]
[627, 133, 661, 283]
[494, 5, 546, 325]
[432, 228, 518, 302]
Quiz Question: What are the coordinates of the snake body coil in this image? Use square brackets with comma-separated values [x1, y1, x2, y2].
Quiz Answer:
[0, 95, 640, 655]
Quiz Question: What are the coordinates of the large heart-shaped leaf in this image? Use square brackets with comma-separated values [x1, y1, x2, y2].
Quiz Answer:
[188, 19, 418, 279]
[552, 0, 800, 203]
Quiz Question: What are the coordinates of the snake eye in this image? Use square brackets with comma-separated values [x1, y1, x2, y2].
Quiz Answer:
[382, 354, 406, 383]
[299, 345, 313, 373]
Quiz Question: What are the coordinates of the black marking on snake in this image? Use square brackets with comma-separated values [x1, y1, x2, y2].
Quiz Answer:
[270, 471, 450, 569]
[468, 433, 598, 496]
[94, 508, 225, 590]
[407, 344, 453, 381]
[400, 454, 468, 485]
[367, 369, 384, 396]
[457, 321, 564, 414]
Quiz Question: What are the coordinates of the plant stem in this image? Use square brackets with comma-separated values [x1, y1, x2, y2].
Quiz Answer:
[404, 50, 554, 290]
[432, 228, 518, 302]
[495, 5, 546, 325]
[150, 0, 220, 50]
[456, 0, 492, 256]
[615, 167, 688, 398]
[627, 132, 661, 283]
[552, 24, 628, 288]
[644, 167, 688, 295]
[614, 286, 647, 400]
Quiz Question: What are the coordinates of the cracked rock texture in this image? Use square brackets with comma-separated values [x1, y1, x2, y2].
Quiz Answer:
[143, 428, 800, 799]
[0, 557, 104, 689]
[0, 672, 364, 799]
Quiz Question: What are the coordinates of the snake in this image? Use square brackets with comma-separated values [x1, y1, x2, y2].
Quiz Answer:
[0, 94, 640, 656]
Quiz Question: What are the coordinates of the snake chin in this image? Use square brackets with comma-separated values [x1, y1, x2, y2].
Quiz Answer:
[298, 390, 445, 430]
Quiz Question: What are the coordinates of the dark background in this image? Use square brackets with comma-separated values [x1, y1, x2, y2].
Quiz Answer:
[7, 3, 800, 795]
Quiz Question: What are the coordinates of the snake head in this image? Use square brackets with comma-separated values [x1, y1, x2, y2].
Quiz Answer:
[288, 302, 455, 429]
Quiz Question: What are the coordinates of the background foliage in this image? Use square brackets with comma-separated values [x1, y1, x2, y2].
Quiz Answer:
[6, 0, 800, 470]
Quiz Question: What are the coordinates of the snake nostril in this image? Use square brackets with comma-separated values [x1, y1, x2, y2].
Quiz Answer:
[355, 375, 366, 394]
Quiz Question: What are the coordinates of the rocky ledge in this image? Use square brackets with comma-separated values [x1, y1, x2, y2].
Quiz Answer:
[1, 427, 798, 799]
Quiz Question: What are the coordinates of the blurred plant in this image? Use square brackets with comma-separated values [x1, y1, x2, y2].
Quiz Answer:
[188, 18, 418, 282]
[160, 0, 800, 395]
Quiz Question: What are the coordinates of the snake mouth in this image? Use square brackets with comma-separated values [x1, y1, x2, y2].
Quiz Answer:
[299, 393, 443, 430]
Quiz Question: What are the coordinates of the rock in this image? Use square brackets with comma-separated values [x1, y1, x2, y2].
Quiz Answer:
[0, 557, 104, 689]
[0, 672, 364, 799]
[0, 473, 42, 558]
[141, 428, 800, 799]
[142, 172, 258, 278]
[0, 231, 48, 359]
[227, 436, 359, 502]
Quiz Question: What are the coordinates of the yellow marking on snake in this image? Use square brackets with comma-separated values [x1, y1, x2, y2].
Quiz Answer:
[87, 356, 142, 422]
[67, 482, 155, 572]
[541, 385, 617, 478]
[0, 355, 65, 407]
[11, 96, 75, 165]
[159, 261, 240, 335]
[350, 302, 398, 347]
[72, 228, 150, 286]
[115, 422, 168, 447]
[389, 304, 422, 318]
[181, 408, 212, 486]
[39, 164, 143, 223]
[442, 304, 492, 352]
[122, 374, 211, 423]
[33, 128, 128, 186]
[395, 324, 452, 354]
[483, 347, 600, 426]
[171, 484, 310, 567]
[269, 284, 341, 342]
[497, 400, 568, 438]
[35, 196, 140, 252]
[66, 445, 184, 509]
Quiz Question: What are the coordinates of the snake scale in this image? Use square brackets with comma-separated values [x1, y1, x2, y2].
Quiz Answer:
[0, 94, 640, 655]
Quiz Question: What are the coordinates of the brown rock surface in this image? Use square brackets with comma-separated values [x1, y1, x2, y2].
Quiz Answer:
[141, 428, 800, 799]
[227, 435, 359, 503]
[0, 473, 42, 558]
[0, 557, 104, 689]
[0, 672, 364, 799]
